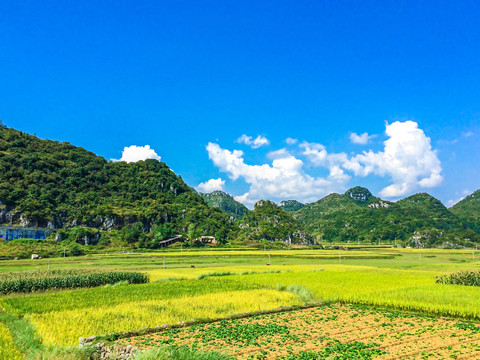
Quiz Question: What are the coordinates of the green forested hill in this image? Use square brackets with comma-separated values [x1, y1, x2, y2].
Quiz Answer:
[199, 191, 249, 219]
[0, 126, 233, 240]
[450, 190, 480, 232]
[238, 200, 312, 244]
[279, 200, 304, 212]
[294, 188, 479, 245]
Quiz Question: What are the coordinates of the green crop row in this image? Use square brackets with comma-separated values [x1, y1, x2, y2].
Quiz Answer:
[435, 270, 480, 286]
[0, 269, 95, 282]
[0, 272, 149, 294]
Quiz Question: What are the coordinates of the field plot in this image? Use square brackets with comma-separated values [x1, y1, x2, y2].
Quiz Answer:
[117, 303, 480, 359]
[2, 248, 480, 358]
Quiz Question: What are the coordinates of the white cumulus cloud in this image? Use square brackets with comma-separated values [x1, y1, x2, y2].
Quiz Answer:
[205, 120, 442, 204]
[236, 134, 270, 149]
[196, 178, 225, 193]
[285, 137, 298, 145]
[446, 189, 470, 207]
[446, 197, 464, 207]
[344, 121, 443, 197]
[350, 132, 376, 145]
[117, 145, 161, 163]
[206, 142, 348, 206]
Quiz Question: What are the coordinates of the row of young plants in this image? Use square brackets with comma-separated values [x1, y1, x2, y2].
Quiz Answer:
[0, 271, 149, 294]
[436, 270, 480, 286]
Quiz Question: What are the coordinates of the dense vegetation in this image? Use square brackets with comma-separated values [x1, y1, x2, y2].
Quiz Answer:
[0, 126, 234, 243]
[450, 190, 480, 233]
[279, 200, 304, 212]
[436, 270, 480, 287]
[0, 270, 148, 294]
[199, 191, 249, 220]
[238, 200, 312, 244]
[294, 187, 479, 246]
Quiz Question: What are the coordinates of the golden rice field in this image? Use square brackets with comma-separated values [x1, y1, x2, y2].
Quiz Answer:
[29, 289, 299, 347]
[0, 322, 22, 360]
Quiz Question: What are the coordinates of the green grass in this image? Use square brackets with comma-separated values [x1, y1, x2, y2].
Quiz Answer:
[135, 346, 234, 360]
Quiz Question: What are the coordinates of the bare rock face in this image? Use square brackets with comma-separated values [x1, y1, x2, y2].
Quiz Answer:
[102, 217, 116, 231]
[80, 339, 137, 360]
[368, 201, 391, 209]
[0, 206, 13, 223]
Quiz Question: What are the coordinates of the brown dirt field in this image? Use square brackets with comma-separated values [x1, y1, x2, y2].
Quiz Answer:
[116, 303, 480, 359]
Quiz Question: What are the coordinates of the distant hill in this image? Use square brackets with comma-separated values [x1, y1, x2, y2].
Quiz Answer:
[450, 190, 480, 232]
[294, 187, 478, 246]
[200, 190, 249, 219]
[239, 200, 312, 244]
[280, 200, 305, 212]
[0, 126, 233, 240]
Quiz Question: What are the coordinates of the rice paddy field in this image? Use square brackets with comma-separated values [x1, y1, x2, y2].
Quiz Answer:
[2, 247, 480, 358]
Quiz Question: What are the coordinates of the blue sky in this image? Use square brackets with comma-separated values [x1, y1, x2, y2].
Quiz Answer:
[1, 1, 479, 207]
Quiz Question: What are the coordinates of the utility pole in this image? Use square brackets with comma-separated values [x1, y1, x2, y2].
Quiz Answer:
[268, 253, 271, 265]
[419, 243, 422, 261]
[48, 260, 50, 271]
[163, 256, 165, 270]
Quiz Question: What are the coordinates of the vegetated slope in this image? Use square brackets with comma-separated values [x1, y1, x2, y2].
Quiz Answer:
[294, 187, 478, 245]
[0, 126, 233, 239]
[293, 187, 390, 241]
[239, 200, 312, 244]
[450, 189, 480, 232]
[279, 200, 305, 212]
[200, 191, 249, 220]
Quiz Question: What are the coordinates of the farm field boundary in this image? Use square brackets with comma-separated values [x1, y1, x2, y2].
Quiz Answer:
[82, 302, 324, 346]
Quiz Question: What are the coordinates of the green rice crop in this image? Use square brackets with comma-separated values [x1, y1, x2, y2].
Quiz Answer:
[226, 267, 480, 319]
[0, 278, 261, 316]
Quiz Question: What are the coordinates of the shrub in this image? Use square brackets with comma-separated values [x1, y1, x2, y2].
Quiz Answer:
[69, 243, 84, 256]
[197, 272, 235, 280]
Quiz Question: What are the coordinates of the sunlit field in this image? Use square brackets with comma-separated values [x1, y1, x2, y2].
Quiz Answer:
[2, 247, 480, 358]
